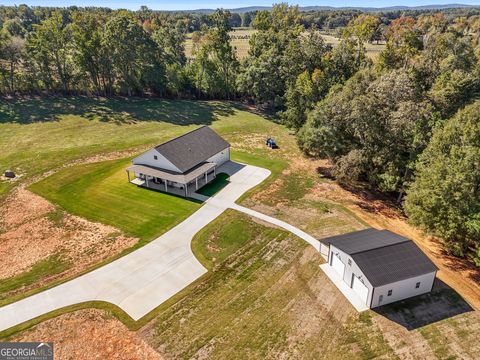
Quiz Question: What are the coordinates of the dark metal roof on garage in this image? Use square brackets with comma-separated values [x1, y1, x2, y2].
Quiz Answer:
[322, 229, 438, 287]
[154, 126, 230, 173]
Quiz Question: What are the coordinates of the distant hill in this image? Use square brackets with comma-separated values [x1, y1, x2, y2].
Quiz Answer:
[173, 4, 480, 14]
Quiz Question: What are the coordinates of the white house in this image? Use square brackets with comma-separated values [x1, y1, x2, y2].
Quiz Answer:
[320, 228, 438, 309]
[126, 126, 230, 196]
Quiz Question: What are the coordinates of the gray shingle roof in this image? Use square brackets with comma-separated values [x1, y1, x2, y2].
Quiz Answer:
[323, 229, 438, 286]
[155, 126, 230, 173]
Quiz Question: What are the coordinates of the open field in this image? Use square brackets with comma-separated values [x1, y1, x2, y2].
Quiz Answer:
[184, 28, 385, 59]
[185, 28, 254, 59]
[138, 210, 479, 359]
[0, 97, 292, 198]
[1, 97, 479, 358]
[0, 97, 292, 308]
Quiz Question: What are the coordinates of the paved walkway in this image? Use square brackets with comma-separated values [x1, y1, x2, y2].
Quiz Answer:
[0, 161, 322, 332]
[230, 204, 321, 251]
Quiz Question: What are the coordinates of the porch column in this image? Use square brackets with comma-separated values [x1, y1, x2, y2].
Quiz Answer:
[213, 167, 216, 177]
[127, 170, 130, 182]
[165, 180, 168, 192]
[205, 172, 207, 183]
[184, 183, 188, 197]
[195, 177, 198, 190]
[146, 176, 149, 187]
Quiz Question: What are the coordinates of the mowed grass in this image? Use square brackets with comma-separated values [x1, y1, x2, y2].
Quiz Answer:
[29, 158, 201, 243]
[0, 97, 291, 199]
[28, 149, 289, 244]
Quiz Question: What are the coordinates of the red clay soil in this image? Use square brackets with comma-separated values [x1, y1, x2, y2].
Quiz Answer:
[13, 309, 162, 360]
[0, 188, 137, 290]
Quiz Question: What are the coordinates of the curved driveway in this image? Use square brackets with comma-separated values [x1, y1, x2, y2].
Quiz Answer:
[0, 161, 321, 332]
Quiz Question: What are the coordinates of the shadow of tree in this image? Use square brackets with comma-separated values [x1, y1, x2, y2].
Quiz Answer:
[0, 96, 236, 125]
[373, 279, 473, 330]
[437, 245, 480, 285]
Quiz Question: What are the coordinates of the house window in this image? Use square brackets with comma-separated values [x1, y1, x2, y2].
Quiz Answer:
[154, 155, 158, 160]
[415, 282, 421, 288]
[387, 290, 393, 296]
[348, 259, 352, 266]
[379, 295, 384, 303]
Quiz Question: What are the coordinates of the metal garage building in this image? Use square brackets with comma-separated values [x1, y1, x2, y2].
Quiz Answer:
[320, 228, 438, 309]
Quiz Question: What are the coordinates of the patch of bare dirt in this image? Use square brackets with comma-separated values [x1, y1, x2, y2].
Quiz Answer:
[229, 133, 266, 153]
[13, 309, 162, 360]
[0, 188, 137, 289]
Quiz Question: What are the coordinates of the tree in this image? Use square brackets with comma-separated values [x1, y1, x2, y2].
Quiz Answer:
[238, 4, 304, 108]
[298, 69, 433, 194]
[70, 11, 111, 94]
[26, 11, 74, 93]
[241, 12, 253, 27]
[103, 12, 161, 96]
[378, 17, 422, 70]
[405, 101, 480, 263]
[281, 69, 327, 131]
[3, 18, 26, 37]
[189, 10, 238, 98]
[343, 14, 380, 65]
[0, 31, 25, 92]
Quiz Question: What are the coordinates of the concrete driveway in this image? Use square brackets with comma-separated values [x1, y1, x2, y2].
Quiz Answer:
[0, 161, 321, 332]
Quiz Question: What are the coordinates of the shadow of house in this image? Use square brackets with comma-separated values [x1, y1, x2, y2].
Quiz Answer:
[0, 96, 236, 125]
[373, 279, 473, 330]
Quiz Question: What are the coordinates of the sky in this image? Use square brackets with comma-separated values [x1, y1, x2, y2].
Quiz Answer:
[1, 0, 480, 10]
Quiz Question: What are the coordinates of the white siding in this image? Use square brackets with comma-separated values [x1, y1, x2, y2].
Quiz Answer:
[328, 245, 374, 306]
[320, 242, 329, 260]
[207, 148, 230, 167]
[370, 271, 436, 308]
[132, 149, 181, 173]
[331, 254, 346, 278]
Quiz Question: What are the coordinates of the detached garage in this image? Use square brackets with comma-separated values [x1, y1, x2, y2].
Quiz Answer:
[321, 228, 438, 309]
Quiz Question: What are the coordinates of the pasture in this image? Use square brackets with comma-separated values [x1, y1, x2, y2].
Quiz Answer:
[184, 28, 385, 60]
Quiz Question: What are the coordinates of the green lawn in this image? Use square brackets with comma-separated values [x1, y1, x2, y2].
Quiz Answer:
[28, 149, 289, 244]
[197, 173, 230, 197]
[0, 255, 69, 302]
[0, 97, 292, 199]
[29, 157, 201, 243]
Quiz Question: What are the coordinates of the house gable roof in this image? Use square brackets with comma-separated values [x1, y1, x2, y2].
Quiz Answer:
[323, 229, 438, 287]
[154, 126, 230, 173]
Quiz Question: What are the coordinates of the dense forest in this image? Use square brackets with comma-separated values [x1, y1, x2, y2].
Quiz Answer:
[1, 3, 480, 265]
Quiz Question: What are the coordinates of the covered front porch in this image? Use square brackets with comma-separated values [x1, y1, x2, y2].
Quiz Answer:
[126, 162, 217, 197]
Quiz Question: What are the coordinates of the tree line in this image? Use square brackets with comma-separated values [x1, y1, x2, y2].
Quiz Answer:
[1, 4, 480, 265]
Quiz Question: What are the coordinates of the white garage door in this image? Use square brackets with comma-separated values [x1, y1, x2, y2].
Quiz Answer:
[331, 254, 345, 279]
[352, 276, 369, 305]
